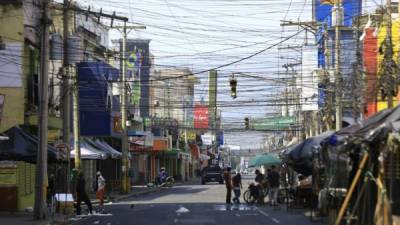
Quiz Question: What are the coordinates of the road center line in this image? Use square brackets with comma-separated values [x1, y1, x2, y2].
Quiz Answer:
[271, 218, 280, 224]
[256, 208, 270, 217]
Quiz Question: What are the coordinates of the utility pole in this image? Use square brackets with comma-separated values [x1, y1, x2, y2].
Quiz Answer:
[208, 70, 217, 156]
[72, 66, 81, 169]
[334, 0, 343, 131]
[62, 0, 71, 192]
[323, 24, 333, 131]
[121, 21, 129, 193]
[34, 0, 50, 220]
[114, 23, 146, 194]
[183, 97, 188, 150]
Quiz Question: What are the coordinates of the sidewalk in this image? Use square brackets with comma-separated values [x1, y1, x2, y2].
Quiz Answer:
[0, 212, 51, 225]
[0, 186, 162, 225]
[0, 179, 199, 225]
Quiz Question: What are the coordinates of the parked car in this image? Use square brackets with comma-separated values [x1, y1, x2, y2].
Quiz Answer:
[201, 165, 223, 185]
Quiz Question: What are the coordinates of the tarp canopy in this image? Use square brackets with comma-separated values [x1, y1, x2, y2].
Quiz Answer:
[0, 126, 66, 163]
[70, 139, 108, 160]
[321, 104, 400, 170]
[281, 131, 334, 176]
[249, 154, 282, 167]
[95, 140, 122, 158]
[84, 138, 121, 159]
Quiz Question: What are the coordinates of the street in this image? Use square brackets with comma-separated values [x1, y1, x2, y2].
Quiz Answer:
[71, 178, 315, 225]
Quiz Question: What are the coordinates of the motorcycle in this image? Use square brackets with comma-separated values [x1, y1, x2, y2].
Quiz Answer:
[150, 175, 175, 187]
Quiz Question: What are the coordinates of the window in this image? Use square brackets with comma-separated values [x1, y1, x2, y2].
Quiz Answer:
[0, 94, 5, 125]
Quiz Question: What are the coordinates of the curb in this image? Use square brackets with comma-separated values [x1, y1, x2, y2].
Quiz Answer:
[112, 187, 162, 202]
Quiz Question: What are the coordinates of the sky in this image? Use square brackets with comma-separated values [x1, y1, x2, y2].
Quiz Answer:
[73, 0, 385, 148]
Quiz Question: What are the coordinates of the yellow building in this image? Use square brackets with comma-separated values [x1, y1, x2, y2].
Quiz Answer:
[376, 19, 400, 110]
[0, 1, 40, 211]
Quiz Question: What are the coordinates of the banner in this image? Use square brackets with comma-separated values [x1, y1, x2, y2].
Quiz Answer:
[125, 39, 150, 117]
[194, 104, 209, 129]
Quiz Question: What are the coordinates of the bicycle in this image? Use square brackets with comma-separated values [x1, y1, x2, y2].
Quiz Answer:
[243, 183, 269, 204]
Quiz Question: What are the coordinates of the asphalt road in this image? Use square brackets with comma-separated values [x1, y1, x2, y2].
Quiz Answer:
[70, 178, 316, 225]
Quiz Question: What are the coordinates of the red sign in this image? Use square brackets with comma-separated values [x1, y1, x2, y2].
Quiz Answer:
[194, 104, 209, 129]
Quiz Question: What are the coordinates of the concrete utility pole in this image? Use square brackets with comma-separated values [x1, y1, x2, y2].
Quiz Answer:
[62, 0, 71, 192]
[208, 70, 217, 156]
[323, 25, 333, 131]
[334, 0, 343, 131]
[34, 0, 50, 220]
[111, 23, 145, 194]
[72, 66, 81, 169]
[121, 21, 129, 193]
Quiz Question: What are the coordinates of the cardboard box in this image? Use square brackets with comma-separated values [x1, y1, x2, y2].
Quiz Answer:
[55, 193, 74, 215]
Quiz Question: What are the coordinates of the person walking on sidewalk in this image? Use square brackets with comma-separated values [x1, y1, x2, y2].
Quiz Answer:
[223, 167, 232, 204]
[267, 165, 280, 206]
[76, 171, 93, 215]
[96, 171, 106, 213]
[232, 173, 242, 204]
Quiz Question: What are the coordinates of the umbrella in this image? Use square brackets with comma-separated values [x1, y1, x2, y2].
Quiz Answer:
[249, 154, 282, 167]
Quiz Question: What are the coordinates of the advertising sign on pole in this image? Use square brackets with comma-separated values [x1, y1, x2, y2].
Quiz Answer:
[194, 104, 209, 129]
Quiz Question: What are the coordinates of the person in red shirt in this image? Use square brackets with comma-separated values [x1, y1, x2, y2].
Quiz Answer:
[223, 167, 232, 204]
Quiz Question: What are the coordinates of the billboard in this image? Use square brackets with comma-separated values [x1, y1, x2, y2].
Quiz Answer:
[314, 0, 362, 27]
[194, 104, 209, 129]
[78, 62, 119, 136]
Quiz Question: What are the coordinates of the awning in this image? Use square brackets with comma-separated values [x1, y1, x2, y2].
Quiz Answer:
[249, 154, 282, 167]
[127, 130, 146, 136]
[0, 126, 66, 163]
[281, 131, 334, 175]
[70, 139, 108, 160]
[159, 148, 180, 158]
[96, 140, 122, 157]
[83, 138, 121, 159]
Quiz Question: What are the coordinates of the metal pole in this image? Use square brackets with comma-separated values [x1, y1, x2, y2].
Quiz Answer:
[72, 66, 81, 169]
[121, 21, 129, 193]
[334, 0, 343, 131]
[184, 98, 188, 150]
[62, 0, 71, 193]
[34, 0, 50, 219]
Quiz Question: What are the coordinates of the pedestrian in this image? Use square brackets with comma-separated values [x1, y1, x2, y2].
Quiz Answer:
[267, 165, 280, 206]
[223, 167, 232, 204]
[254, 169, 265, 204]
[232, 173, 242, 204]
[96, 171, 106, 212]
[76, 171, 93, 215]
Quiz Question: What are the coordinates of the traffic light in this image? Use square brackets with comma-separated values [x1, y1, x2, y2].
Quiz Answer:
[244, 117, 249, 130]
[230, 77, 237, 99]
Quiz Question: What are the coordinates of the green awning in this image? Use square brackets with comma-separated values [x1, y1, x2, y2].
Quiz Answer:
[160, 148, 180, 157]
[249, 154, 282, 167]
